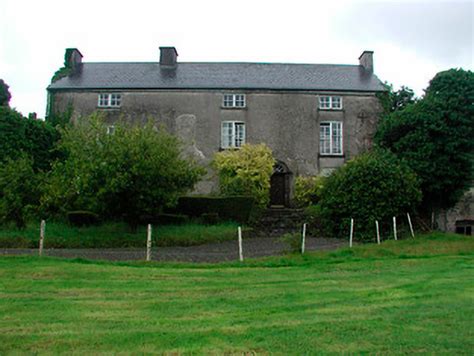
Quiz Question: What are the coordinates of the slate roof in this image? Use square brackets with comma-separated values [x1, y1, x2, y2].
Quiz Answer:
[48, 62, 386, 92]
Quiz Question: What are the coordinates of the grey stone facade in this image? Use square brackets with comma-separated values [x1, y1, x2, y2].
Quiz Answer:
[47, 47, 385, 203]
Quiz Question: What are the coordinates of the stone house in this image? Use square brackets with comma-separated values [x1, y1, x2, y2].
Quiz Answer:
[47, 46, 386, 206]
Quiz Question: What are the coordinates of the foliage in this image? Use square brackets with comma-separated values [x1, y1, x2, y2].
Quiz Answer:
[377, 82, 417, 115]
[41, 114, 205, 227]
[0, 79, 11, 106]
[0, 106, 59, 172]
[317, 149, 422, 241]
[294, 175, 325, 207]
[0, 155, 42, 229]
[212, 144, 275, 207]
[51, 48, 77, 83]
[279, 232, 302, 253]
[46, 101, 74, 128]
[67, 211, 100, 227]
[171, 196, 255, 223]
[376, 68, 474, 210]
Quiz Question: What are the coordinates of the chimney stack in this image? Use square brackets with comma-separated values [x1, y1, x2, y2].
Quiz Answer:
[65, 48, 83, 71]
[160, 47, 178, 66]
[359, 50, 374, 73]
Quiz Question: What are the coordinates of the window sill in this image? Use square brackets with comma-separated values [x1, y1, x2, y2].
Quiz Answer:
[221, 106, 247, 110]
[318, 108, 344, 112]
[319, 154, 345, 158]
[219, 146, 242, 151]
[97, 107, 121, 110]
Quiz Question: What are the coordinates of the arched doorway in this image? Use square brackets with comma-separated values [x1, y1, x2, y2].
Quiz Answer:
[270, 161, 291, 207]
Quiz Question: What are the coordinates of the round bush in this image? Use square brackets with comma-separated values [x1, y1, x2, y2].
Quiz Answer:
[317, 149, 422, 241]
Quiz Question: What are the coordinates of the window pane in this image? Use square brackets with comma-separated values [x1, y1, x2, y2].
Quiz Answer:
[320, 123, 330, 154]
[332, 97, 342, 109]
[319, 96, 331, 109]
[332, 122, 342, 154]
[221, 122, 233, 148]
[235, 94, 245, 107]
[110, 94, 121, 106]
[235, 123, 245, 147]
[223, 94, 233, 107]
[98, 94, 109, 107]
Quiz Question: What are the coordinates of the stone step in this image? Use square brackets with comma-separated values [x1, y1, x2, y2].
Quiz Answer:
[252, 208, 307, 237]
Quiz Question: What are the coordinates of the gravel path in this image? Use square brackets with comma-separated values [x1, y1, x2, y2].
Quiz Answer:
[0, 237, 347, 263]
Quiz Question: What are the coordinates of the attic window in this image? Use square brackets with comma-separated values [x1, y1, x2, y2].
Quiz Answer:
[319, 96, 342, 110]
[223, 94, 246, 108]
[98, 93, 122, 108]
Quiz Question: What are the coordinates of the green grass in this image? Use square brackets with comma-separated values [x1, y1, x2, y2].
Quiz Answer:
[0, 221, 240, 248]
[0, 232, 473, 354]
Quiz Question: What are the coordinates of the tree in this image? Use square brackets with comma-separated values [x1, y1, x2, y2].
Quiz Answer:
[376, 69, 474, 211]
[0, 106, 59, 171]
[0, 79, 11, 107]
[212, 144, 275, 208]
[316, 149, 422, 241]
[41, 114, 204, 227]
[377, 82, 417, 115]
[0, 154, 41, 229]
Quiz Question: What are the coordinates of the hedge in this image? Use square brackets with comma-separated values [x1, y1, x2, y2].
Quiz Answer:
[170, 196, 255, 223]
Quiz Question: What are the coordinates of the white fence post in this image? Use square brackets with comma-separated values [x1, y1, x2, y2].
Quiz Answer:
[39, 220, 46, 256]
[407, 213, 415, 239]
[349, 218, 354, 248]
[238, 226, 243, 262]
[301, 223, 307, 254]
[376, 220, 380, 245]
[393, 216, 397, 241]
[146, 224, 152, 261]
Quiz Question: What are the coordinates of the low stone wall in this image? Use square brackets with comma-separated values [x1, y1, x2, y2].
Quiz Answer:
[436, 188, 474, 234]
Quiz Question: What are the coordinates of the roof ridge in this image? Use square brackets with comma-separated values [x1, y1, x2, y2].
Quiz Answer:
[81, 61, 361, 67]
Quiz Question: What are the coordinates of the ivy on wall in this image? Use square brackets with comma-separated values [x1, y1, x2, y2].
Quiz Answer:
[51, 48, 76, 83]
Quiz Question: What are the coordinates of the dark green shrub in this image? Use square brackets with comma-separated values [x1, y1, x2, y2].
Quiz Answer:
[0, 154, 41, 229]
[318, 149, 422, 241]
[155, 214, 189, 225]
[376, 69, 474, 211]
[304, 204, 325, 237]
[67, 211, 100, 227]
[200, 213, 219, 225]
[0, 235, 30, 248]
[0, 106, 59, 172]
[172, 196, 254, 223]
[279, 232, 302, 253]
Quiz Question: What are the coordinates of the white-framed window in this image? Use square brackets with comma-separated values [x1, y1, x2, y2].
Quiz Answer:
[221, 121, 245, 148]
[319, 96, 342, 110]
[98, 93, 122, 108]
[223, 94, 246, 108]
[320, 121, 343, 155]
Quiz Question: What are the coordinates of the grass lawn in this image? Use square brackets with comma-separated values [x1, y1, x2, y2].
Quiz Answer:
[0, 221, 240, 248]
[0, 233, 473, 354]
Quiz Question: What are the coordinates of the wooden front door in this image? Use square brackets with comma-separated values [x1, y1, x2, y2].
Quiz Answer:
[270, 173, 286, 206]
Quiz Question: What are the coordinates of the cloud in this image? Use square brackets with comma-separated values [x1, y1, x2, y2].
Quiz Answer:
[336, 1, 473, 68]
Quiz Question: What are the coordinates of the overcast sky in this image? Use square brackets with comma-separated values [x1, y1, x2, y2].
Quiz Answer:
[1, 0, 472, 117]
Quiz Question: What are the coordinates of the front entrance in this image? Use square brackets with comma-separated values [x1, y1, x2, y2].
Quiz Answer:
[270, 162, 291, 207]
